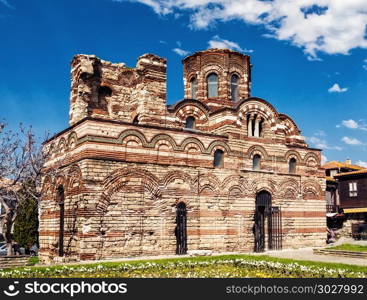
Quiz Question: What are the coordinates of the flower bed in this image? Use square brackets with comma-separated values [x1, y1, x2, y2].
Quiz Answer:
[1, 257, 366, 278]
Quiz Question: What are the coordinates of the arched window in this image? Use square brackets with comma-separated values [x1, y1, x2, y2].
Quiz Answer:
[247, 114, 264, 138]
[190, 77, 197, 99]
[185, 116, 195, 129]
[207, 73, 218, 98]
[289, 158, 297, 174]
[213, 149, 224, 168]
[231, 74, 239, 101]
[253, 154, 261, 170]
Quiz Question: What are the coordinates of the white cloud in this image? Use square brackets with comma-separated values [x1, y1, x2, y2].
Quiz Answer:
[342, 119, 358, 129]
[172, 47, 190, 56]
[208, 35, 253, 53]
[341, 136, 363, 145]
[0, 0, 13, 8]
[339, 119, 367, 131]
[328, 83, 348, 93]
[124, 0, 367, 60]
[321, 154, 328, 164]
[356, 160, 367, 168]
[314, 130, 326, 136]
[306, 136, 342, 151]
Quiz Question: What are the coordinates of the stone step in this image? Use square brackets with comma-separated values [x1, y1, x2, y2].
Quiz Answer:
[313, 248, 367, 259]
[0, 256, 29, 269]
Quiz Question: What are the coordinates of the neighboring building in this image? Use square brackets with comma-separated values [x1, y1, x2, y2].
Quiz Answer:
[40, 49, 325, 263]
[323, 160, 363, 214]
[334, 169, 367, 239]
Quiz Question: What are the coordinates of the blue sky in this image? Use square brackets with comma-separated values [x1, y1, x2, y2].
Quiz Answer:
[0, 0, 367, 166]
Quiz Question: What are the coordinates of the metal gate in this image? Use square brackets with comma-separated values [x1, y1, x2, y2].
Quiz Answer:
[254, 191, 282, 252]
[175, 202, 187, 255]
[268, 206, 282, 250]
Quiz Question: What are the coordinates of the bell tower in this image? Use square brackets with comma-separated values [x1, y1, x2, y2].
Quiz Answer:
[182, 48, 251, 110]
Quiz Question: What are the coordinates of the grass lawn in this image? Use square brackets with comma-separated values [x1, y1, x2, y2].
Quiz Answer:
[328, 244, 367, 252]
[1, 254, 367, 278]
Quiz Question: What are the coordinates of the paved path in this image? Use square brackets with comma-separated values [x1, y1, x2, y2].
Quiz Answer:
[259, 248, 367, 266]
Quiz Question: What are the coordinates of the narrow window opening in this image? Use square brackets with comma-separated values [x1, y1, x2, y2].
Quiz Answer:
[185, 116, 195, 129]
[253, 154, 261, 170]
[190, 77, 197, 99]
[289, 158, 297, 174]
[213, 149, 224, 168]
[207, 73, 218, 98]
[231, 74, 239, 101]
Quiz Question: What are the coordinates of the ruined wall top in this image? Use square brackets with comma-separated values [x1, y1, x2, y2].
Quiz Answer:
[68, 53, 167, 126]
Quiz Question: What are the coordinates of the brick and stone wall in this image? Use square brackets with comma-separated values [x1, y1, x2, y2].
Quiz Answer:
[39, 49, 326, 263]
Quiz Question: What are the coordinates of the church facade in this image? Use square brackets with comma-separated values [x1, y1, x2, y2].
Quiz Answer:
[40, 49, 326, 262]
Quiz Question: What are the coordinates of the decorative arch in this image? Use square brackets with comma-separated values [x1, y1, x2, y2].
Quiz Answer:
[197, 173, 221, 194]
[66, 164, 83, 191]
[175, 103, 209, 127]
[304, 152, 320, 167]
[181, 137, 206, 153]
[278, 113, 301, 136]
[57, 138, 67, 155]
[118, 129, 148, 146]
[207, 140, 231, 155]
[97, 168, 161, 213]
[222, 175, 243, 193]
[67, 132, 78, 149]
[246, 145, 269, 160]
[302, 180, 322, 199]
[254, 179, 278, 197]
[149, 133, 178, 150]
[162, 170, 194, 192]
[284, 150, 302, 163]
[278, 178, 300, 199]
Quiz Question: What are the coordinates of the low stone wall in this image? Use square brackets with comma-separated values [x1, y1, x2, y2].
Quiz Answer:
[0, 256, 29, 269]
[313, 248, 367, 259]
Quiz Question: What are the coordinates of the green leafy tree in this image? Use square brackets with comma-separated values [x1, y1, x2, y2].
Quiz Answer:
[13, 185, 39, 249]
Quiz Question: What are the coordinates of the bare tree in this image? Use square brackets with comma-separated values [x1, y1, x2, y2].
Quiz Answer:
[0, 122, 47, 256]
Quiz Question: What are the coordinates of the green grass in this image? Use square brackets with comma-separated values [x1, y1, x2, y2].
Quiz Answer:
[28, 256, 39, 266]
[0, 254, 366, 278]
[328, 244, 367, 252]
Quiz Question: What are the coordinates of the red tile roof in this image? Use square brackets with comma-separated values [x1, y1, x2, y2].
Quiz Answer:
[334, 169, 367, 177]
[322, 161, 364, 170]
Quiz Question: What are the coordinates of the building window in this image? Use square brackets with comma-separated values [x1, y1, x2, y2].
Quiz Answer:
[207, 73, 218, 98]
[231, 74, 239, 101]
[213, 149, 224, 168]
[349, 182, 357, 197]
[289, 158, 297, 174]
[252, 154, 261, 170]
[133, 115, 139, 124]
[185, 116, 195, 129]
[190, 77, 197, 99]
[247, 114, 264, 138]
